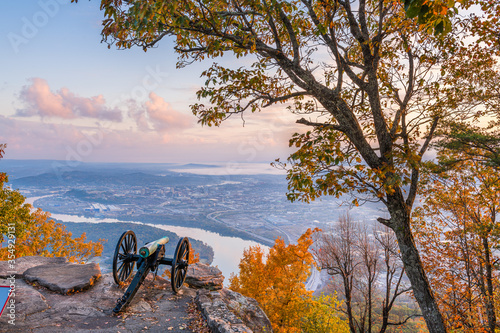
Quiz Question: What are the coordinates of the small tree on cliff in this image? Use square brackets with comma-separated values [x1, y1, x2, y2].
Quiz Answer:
[229, 228, 348, 332]
[92, 0, 500, 330]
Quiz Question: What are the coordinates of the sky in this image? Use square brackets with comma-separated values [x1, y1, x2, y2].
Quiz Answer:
[0, 1, 303, 165]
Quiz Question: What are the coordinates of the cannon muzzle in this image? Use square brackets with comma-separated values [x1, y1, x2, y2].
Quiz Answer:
[139, 236, 170, 258]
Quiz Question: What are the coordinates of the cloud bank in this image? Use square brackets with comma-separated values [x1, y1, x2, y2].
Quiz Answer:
[3, 78, 298, 163]
[17, 78, 123, 121]
[16, 79, 193, 134]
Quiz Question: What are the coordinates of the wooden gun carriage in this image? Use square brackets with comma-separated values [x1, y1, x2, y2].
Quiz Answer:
[111, 230, 190, 313]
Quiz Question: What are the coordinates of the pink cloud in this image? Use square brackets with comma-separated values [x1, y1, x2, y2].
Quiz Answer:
[128, 92, 192, 132]
[17, 78, 122, 121]
[144, 92, 192, 131]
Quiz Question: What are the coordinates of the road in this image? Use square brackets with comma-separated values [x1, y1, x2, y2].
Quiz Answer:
[206, 210, 275, 245]
[305, 263, 322, 291]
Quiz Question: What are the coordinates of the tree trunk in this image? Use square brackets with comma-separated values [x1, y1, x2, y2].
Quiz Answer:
[386, 195, 448, 333]
[380, 304, 389, 333]
[368, 279, 372, 333]
[344, 276, 356, 333]
[481, 236, 496, 333]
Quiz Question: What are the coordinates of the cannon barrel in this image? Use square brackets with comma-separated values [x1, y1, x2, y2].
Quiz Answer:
[139, 236, 170, 258]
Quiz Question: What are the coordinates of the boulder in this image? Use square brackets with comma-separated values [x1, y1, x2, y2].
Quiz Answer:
[196, 289, 251, 333]
[185, 262, 224, 290]
[0, 272, 200, 333]
[195, 289, 273, 333]
[220, 289, 273, 333]
[0, 274, 124, 333]
[0, 256, 67, 278]
[23, 263, 101, 294]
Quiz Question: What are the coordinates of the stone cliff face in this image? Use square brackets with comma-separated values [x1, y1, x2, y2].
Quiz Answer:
[0, 257, 272, 333]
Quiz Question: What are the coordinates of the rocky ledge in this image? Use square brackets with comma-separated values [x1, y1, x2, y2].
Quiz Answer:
[0, 257, 272, 333]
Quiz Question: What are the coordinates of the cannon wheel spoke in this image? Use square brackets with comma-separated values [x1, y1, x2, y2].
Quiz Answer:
[113, 230, 137, 285]
[171, 237, 190, 293]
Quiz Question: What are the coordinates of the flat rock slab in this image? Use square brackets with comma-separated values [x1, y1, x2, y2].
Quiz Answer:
[185, 263, 224, 290]
[24, 263, 101, 294]
[0, 273, 201, 333]
[0, 256, 68, 278]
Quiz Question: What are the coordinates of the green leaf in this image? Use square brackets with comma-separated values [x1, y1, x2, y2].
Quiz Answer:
[404, 0, 415, 12]
[434, 22, 444, 35]
[417, 5, 430, 24]
[406, 0, 422, 18]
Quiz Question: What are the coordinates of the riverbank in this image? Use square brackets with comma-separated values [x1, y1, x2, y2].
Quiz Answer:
[51, 214, 269, 282]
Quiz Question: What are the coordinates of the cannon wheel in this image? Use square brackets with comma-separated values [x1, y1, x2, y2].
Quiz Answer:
[171, 237, 190, 292]
[113, 230, 137, 285]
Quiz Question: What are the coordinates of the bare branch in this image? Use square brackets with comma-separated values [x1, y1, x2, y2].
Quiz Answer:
[263, 91, 311, 106]
[216, 11, 263, 17]
[387, 314, 423, 326]
[296, 117, 345, 132]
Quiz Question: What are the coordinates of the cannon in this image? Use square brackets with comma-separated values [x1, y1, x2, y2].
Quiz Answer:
[112, 230, 190, 313]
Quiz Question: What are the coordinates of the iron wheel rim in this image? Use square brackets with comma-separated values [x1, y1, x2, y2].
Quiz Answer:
[113, 230, 137, 284]
[171, 237, 190, 292]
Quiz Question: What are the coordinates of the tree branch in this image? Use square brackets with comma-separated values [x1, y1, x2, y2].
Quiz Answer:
[391, 37, 414, 137]
[263, 91, 311, 106]
[142, 31, 171, 49]
[419, 117, 439, 157]
[262, 0, 282, 51]
[406, 115, 438, 207]
[296, 118, 345, 132]
[301, 0, 367, 89]
[276, 5, 300, 66]
[387, 314, 423, 326]
[216, 11, 263, 17]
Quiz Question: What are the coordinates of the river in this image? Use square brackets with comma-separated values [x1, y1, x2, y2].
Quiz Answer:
[26, 196, 268, 283]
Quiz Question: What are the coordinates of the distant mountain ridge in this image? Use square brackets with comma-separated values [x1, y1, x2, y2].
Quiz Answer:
[174, 163, 219, 169]
[0, 159, 220, 180]
[10, 170, 220, 188]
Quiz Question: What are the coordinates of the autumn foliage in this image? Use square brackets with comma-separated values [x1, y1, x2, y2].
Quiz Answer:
[229, 228, 348, 332]
[0, 208, 104, 263]
[188, 242, 200, 265]
[414, 148, 500, 332]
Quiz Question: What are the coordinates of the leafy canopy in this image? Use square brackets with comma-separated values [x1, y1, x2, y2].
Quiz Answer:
[97, 0, 460, 208]
[403, 0, 457, 35]
[433, 122, 500, 170]
[92, 1, 499, 330]
[405, 0, 500, 43]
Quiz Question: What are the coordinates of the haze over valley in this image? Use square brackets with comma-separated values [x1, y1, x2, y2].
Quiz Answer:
[2, 159, 386, 286]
